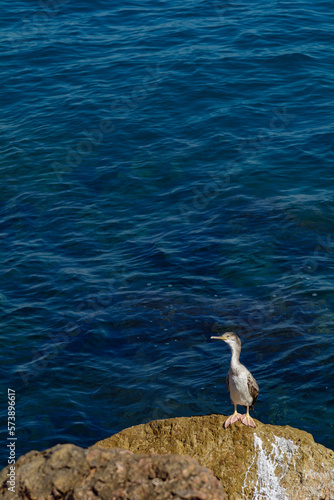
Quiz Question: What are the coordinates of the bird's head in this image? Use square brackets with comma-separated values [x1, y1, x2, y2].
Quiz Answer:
[210, 331, 241, 348]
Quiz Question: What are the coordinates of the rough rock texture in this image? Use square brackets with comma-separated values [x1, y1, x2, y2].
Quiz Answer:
[96, 414, 334, 500]
[0, 443, 224, 500]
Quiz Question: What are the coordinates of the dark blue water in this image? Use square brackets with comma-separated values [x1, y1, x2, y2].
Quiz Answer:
[1, 0, 334, 465]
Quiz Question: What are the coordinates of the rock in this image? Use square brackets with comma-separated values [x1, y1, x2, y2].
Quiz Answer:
[0, 443, 224, 500]
[96, 414, 334, 500]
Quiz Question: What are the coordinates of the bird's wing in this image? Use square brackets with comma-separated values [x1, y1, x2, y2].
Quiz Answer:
[247, 373, 259, 409]
[226, 373, 230, 394]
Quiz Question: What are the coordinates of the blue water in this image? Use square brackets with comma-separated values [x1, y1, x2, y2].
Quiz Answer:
[1, 0, 334, 466]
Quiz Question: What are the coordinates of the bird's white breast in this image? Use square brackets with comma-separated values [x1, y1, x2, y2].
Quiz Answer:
[228, 368, 253, 406]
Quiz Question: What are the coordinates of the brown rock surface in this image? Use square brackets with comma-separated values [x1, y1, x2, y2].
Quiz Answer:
[0, 443, 224, 500]
[96, 414, 334, 500]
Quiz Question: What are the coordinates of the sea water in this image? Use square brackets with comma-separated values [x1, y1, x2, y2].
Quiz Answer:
[1, 0, 334, 463]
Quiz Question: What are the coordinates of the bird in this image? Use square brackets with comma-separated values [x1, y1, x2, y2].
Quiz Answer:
[211, 332, 259, 428]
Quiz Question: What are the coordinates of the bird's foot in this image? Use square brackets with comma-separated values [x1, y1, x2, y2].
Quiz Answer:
[241, 414, 256, 428]
[224, 412, 242, 428]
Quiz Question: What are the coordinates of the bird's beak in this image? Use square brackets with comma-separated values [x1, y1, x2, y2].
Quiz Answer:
[210, 335, 224, 340]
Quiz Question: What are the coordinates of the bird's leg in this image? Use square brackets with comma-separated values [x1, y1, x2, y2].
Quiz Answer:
[241, 407, 256, 428]
[224, 404, 242, 428]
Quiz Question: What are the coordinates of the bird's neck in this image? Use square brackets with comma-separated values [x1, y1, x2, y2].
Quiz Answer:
[229, 344, 241, 371]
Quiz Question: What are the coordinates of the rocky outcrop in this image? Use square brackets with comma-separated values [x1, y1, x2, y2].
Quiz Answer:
[0, 443, 224, 500]
[1, 414, 333, 499]
[96, 414, 334, 500]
